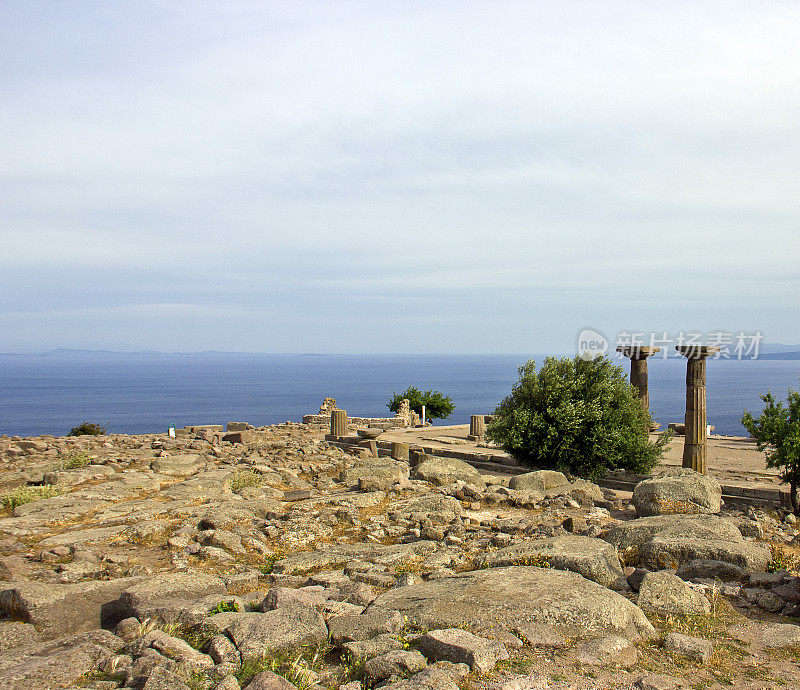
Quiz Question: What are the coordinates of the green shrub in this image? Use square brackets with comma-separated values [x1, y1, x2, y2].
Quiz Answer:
[67, 421, 106, 436]
[486, 355, 668, 480]
[387, 386, 455, 422]
[741, 383, 800, 516]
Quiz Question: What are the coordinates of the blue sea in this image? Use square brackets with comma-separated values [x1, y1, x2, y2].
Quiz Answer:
[1, 352, 799, 438]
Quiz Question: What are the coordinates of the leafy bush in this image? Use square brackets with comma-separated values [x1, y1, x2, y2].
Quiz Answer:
[742, 384, 800, 515]
[387, 386, 455, 422]
[486, 356, 668, 480]
[67, 421, 106, 436]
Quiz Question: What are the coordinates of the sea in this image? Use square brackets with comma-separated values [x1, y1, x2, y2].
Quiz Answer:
[1, 352, 799, 438]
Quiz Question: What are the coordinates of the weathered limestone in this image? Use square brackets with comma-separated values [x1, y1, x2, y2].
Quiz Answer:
[676, 345, 720, 474]
[616, 346, 660, 414]
[331, 409, 348, 437]
[468, 415, 486, 441]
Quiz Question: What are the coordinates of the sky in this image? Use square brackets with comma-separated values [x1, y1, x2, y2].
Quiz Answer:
[1, 1, 799, 354]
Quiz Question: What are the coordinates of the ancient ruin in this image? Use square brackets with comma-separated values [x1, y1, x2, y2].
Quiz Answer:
[676, 345, 720, 474]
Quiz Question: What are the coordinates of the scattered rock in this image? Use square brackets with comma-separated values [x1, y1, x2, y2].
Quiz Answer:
[417, 628, 508, 672]
[663, 632, 713, 663]
[637, 571, 711, 617]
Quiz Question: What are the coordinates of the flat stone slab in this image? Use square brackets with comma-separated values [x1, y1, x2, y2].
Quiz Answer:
[0, 578, 145, 638]
[272, 541, 437, 576]
[367, 566, 656, 641]
[0, 629, 123, 690]
[151, 453, 206, 477]
[481, 536, 623, 587]
[225, 607, 328, 660]
[38, 524, 129, 547]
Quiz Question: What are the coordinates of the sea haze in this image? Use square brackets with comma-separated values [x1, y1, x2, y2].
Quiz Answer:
[1, 352, 799, 438]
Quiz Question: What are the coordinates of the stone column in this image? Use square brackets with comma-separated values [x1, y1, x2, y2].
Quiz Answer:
[468, 415, 485, 441]
[616, 346, 660, 412]
[676, 345, 720, 474]
[330, 409, 348, 437]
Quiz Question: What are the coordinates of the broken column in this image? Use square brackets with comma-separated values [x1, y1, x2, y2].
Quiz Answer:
[616, 346, 660, 412]
[468, 415, 486, 441]
[391, 442, 410, 461]
[676, 345, 720, 475]
[330, 409, 348, 437]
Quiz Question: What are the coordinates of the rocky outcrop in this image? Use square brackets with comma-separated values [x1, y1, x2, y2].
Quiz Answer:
[0, 423, 798, 689]
[602, 514, 770, 571]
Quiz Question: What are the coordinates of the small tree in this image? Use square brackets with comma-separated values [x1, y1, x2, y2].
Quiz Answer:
[486, 356, 668, 480]
[741, 385, 800, 516]
[387, 386, 455, 422]
[67, 421, 106, 436]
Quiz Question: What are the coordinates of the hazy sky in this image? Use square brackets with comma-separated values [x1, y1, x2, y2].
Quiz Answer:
[2, 1, 799, 353]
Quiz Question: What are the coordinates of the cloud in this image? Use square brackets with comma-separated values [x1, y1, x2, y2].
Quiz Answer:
[1, 1, 799, 352]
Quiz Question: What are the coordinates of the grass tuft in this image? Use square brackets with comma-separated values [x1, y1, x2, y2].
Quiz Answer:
[0, 485, 67, 511]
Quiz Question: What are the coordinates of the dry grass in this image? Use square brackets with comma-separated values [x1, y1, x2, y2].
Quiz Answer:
[0, 485, 67, 512]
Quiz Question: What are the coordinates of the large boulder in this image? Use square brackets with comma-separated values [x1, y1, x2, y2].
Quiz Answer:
[366, 566, 656, 641]
[388, 495, 463, 523]
[509, 471, 569, 492]
[637, 571, 711, 616]
[508, 471, 603, 502]
[481, 536, 624, 587]
[412, 457, 486, 489]
[632, 469, 722, 516]
[602, 514, 770, 571]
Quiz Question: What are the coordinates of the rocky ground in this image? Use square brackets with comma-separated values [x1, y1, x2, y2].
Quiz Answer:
[0, 425, 799, 690]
